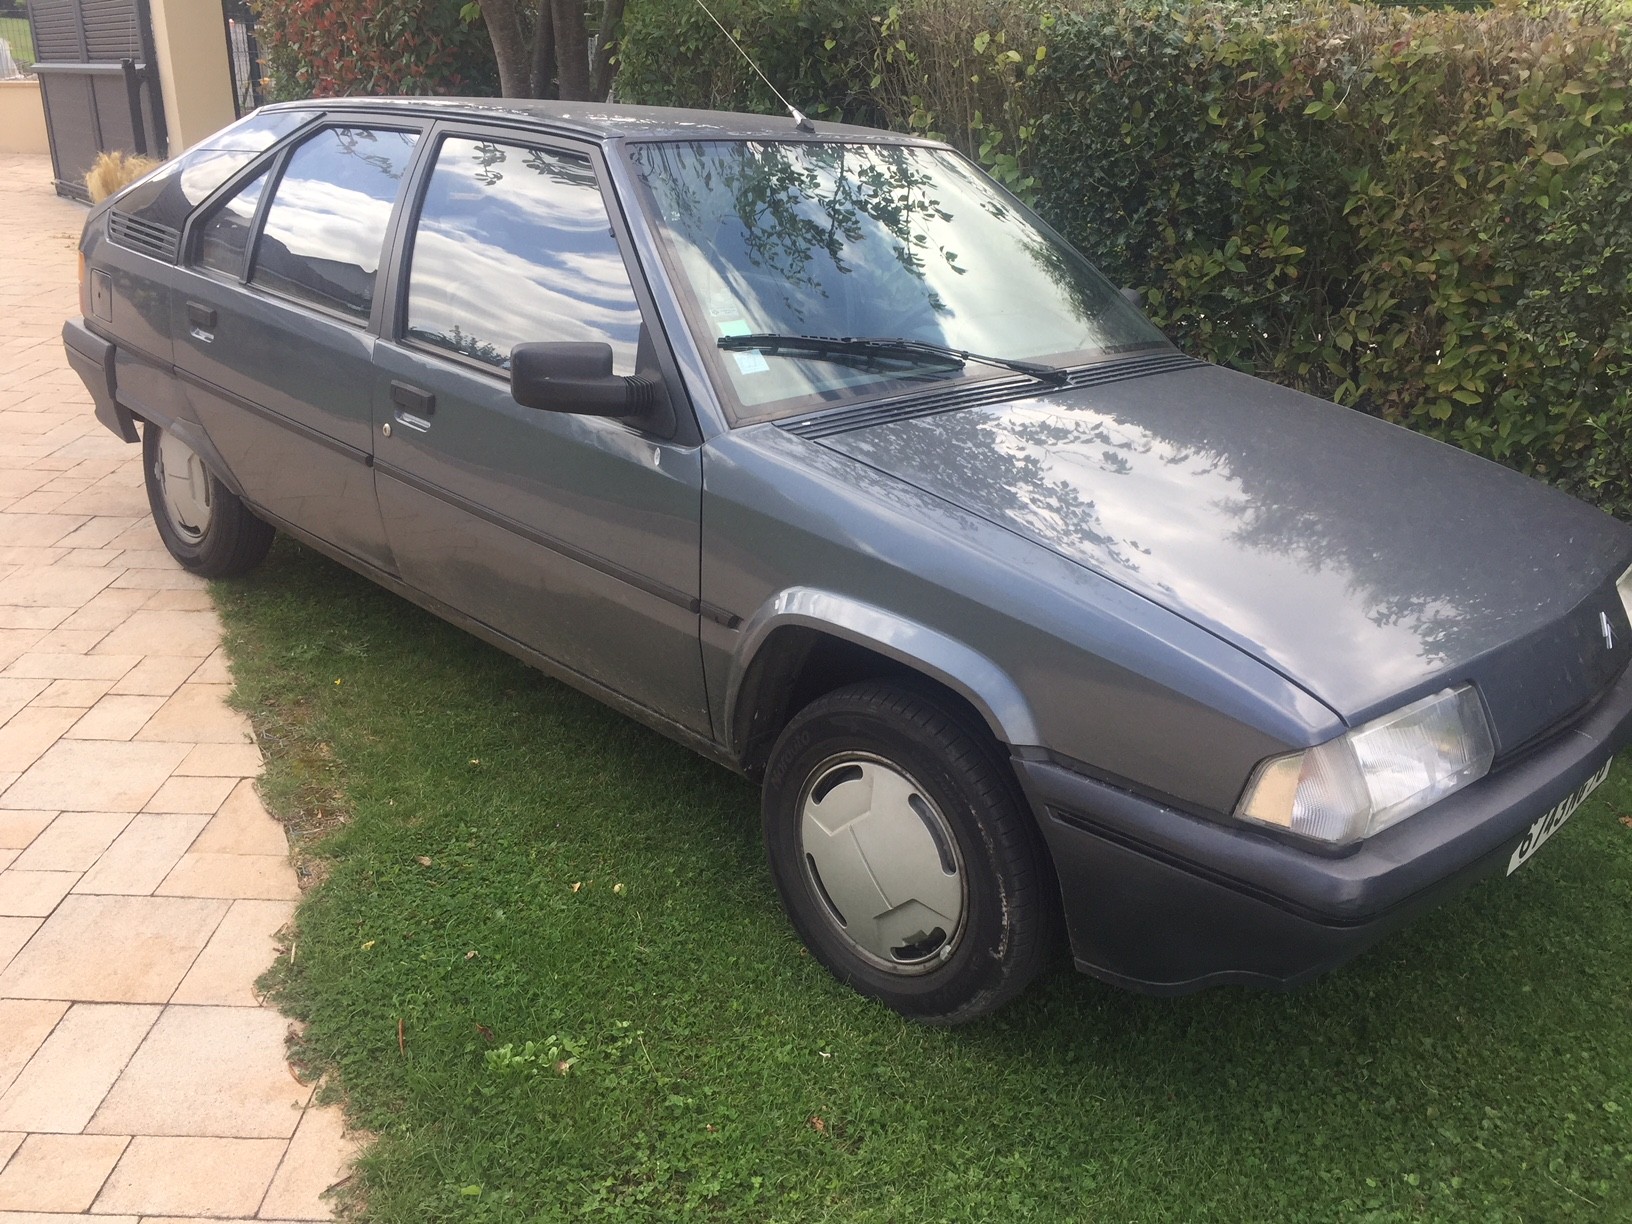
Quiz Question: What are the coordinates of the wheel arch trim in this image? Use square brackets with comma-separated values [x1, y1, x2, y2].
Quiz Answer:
[725, 587, 1042, 758]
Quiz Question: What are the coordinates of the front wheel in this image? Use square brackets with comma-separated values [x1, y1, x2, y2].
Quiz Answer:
[762, 681, 1057, 1023]
[142, 422, 274, 578]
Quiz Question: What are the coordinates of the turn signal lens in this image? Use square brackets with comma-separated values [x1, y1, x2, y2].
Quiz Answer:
[1237, 686, 1494, 845]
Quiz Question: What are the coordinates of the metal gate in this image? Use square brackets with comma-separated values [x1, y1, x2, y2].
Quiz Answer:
[222, 0, 262, 116]
[27, 0, 167, 201]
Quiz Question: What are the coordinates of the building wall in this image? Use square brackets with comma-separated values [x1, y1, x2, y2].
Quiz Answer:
[149, 0, 236, 150]
[0, 79, 49, 154]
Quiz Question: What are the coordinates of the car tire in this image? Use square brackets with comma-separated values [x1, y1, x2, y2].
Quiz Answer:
[762, 680, 1057, 1023]
[142, 421, 274, 578]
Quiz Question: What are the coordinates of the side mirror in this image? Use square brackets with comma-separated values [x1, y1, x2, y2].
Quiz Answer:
[1119, 286, 1143, 310]
[510, 342, 660, 419]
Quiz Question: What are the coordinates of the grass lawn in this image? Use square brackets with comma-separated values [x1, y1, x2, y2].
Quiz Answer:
[217, 536, 1632, 1223]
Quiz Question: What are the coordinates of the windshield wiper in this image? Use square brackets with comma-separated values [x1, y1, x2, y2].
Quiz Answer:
[716, 333, 1069, 385]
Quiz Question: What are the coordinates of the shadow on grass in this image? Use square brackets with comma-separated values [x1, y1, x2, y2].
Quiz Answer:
[217, 537, 1632, 1223]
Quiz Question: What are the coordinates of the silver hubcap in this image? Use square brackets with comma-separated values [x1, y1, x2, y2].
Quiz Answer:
[154, 431, 212, 544]
[797, 755, 966, 974]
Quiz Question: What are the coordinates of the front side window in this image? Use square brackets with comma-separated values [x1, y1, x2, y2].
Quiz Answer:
[629, 140, 1168, 420]
[403, 137, 642, 373]
[251, 127, 419, 321]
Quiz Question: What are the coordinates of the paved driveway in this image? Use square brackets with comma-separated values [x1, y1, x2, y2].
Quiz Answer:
[0, 155, 356, 1221]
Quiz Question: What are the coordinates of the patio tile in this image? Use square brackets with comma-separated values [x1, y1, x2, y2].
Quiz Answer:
[0, 812, 55, 850]
[173, 743, 263, 777]
[191, 781, 289, 856]
[9, 811, 133, 872]
[0, 1213, 136, 1224]
[1, 652, 142, 681]
[29, 627, 110, 655]
[107, 656, 200, 698]
[0, 707, 79, 773]
[0, 609, 68, 631]
[94, 610, 224, 659]
[30, 676, 114, 707]
[0, 1003, 159, 1133]
[157, 854, 299, 901]
[0, 872, 78, 918]
[93, 1136, 286, 1217]
[1, 740, 191, 812]
[0, 685, 48, 736]
[142, 588, 214, 611]
[190, 647, 233, 684]
[0, 564, 117, 608]
[141, 774, 236, 815]
[0, 920, 40, 975]
[108, 568, 206, 591]
[260, 1104, 356, 1220]
[0, 1133, 19, 1174]
[172, 900, 295, 1006]
[0, 895, 228, 1002]
[0, 1132, 131, 1212]
[0, 515, 84, 549]
[0, 999, 68, 1097]
[134, 683, 252, 744]
[72, 814, 211, 897]
[91, 1005, 312, 1138]
[53, 515, 137, 550]
[0, 632, 44, 675]
[64, 694, 166, 741]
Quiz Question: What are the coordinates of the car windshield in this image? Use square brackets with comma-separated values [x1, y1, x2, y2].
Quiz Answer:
[627, 139, 1169, 422]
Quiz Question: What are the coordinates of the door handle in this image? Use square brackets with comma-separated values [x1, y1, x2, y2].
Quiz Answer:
[185, 300, 216, 341]
[390, 381, 436, 416]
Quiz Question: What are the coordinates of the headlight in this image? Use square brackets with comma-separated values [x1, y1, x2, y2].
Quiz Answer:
[1236, 685, 1494, 845]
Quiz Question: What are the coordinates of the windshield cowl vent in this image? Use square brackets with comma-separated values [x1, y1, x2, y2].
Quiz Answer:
[107, 211, 181, 263]
[778, 352, 1204, 439]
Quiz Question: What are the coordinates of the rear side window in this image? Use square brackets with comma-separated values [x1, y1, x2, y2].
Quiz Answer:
[194, 168, 267, 278]
[252, 127, 419, 322]
[402, 137, 642, 372]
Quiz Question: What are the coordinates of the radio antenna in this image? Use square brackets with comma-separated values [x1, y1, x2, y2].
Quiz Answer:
[691, 0, 815, 132]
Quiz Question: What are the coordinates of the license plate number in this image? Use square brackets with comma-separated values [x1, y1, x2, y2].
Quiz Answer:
[1506, 757, 1613, 875]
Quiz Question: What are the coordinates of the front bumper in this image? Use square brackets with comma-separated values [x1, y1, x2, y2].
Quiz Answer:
[1017, 662, 1632, 994]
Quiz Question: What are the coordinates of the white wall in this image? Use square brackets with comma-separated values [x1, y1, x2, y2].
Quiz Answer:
[148, 0, 237, 151]
[0, 78, 48, 154]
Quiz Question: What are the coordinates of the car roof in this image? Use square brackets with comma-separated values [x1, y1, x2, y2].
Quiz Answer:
[261, 97, 931, 145]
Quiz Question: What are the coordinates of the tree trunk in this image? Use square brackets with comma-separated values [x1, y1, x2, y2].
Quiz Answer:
[529, 0, 557, 97]
[590, 0, 625, 102]
[551, 0, 591, 101]
[480, 0, 531, 98]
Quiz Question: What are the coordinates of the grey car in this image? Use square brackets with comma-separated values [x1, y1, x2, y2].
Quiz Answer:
[64, 99, 1632, 1023]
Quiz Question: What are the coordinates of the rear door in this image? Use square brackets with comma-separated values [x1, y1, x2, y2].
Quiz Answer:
[172, 122, 425, 571]
[370, 128, 709, 734]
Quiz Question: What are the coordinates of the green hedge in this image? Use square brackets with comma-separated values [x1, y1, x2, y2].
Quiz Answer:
[617, 0, 1632, 518]
[252, 0, 498, 99]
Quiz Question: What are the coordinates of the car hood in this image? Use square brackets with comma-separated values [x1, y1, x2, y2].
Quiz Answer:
[805, 361, 1632, 749]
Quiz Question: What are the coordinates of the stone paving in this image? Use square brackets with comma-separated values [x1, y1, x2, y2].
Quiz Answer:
[0, 155, 358, 1220]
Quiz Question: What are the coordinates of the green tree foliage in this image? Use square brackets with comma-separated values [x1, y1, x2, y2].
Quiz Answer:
[252, 0, 499, 98]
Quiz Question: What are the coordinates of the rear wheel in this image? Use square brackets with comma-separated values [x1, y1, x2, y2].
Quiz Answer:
[762, 681, 1056, 1023]
[142, 422, 273, 578]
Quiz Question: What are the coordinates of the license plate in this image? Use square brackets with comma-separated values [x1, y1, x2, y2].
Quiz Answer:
[1506, 756, 1613, 875]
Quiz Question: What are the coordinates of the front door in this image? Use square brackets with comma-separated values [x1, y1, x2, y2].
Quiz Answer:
[370, 131, 709, 734]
